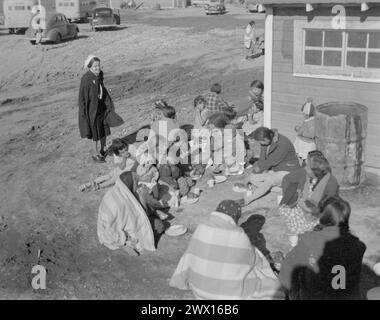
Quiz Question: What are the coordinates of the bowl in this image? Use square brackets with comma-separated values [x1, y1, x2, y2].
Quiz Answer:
[373, 262, 380, 276]
[165, 224, 188, 237]
[214, 175, 227, 184]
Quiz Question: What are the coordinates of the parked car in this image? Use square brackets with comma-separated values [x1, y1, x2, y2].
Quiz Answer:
[245, 2, 265, 13]
[25, 12, 79, 45]
[205, 0, 226, 15]
[89, 7, 120, 31]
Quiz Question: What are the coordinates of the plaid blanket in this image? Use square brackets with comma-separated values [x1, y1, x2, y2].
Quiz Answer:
[170, 211, 283, 300]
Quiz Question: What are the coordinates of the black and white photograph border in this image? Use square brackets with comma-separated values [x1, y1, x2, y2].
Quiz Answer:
[0, 0, 380, 302]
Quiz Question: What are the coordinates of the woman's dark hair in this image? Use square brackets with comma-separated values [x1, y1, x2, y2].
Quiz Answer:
[250, 80, 264, 91]
[308, 153, 331, 180]
[307, 150, 324, 158]
[249, 20, 255, 26]
[153, 99, 168, 110]
[223, 107, 237, 120]
[249, 127, 274, 142]
[194, 95, 206, 108]
[87, 57, 100, 69]
[161, 105, 176, 119]
[207, 113, 230, 128]
[211, 83, 222, 94]
[106, 138, 129, 156]
[318, 196, 351, 230]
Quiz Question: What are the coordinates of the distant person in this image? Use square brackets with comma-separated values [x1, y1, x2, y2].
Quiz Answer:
[294, 99, 317, 164]
[244, 21, 256, 59]
[78, 55, 113, 163]
[279, 196, 366, 300]
[170, 200, 283, 300]
[235, 127, 300, 206]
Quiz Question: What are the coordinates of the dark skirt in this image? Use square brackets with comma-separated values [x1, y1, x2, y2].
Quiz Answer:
[91, 101, 110, 141]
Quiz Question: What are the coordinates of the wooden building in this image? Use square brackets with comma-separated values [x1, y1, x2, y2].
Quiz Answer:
[259, 1, 380, 170]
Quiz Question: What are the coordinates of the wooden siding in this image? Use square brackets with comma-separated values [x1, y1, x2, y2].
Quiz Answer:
[271, 6, 380, 168]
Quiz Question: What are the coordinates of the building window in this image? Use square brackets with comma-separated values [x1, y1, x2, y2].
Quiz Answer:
[294, 20, 380, 82]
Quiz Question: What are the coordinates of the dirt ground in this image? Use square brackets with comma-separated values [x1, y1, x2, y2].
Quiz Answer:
[0, 6, 379, 300]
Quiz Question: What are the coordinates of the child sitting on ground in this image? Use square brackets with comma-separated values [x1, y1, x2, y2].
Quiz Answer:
[206, 113, 245, 175]
[239, 80, 264, 135]
[135, 152, 170, 220]
[293, 98, 317, 165]
[193, 95, 209, 130]
[157, 141, 198, 204]
[79, 139, 135, 192]
[136, 152, 160, 198]
[150, 104, 180, 142]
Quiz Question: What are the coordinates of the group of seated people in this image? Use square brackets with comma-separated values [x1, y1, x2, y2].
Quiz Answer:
[88, 80, 367, 299]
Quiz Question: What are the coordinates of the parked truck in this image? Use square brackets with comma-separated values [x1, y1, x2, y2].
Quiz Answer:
[3, 0, 36, 33]
[55, 0, 98, 22]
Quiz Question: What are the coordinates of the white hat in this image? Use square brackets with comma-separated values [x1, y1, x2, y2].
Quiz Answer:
[84, 54, 98, 69]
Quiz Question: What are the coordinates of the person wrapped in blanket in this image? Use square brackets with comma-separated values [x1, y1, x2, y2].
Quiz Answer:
[294, 98, 317, 165]
[97, 170, 158, 256]
[278, 150, 339, 244]
[170, 200, 284, 300]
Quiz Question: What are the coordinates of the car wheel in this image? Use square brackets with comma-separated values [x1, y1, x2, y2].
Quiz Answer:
[55, 33, 62, 44]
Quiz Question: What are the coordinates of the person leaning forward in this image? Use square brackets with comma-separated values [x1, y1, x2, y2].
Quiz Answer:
[236, 127, 300, 206]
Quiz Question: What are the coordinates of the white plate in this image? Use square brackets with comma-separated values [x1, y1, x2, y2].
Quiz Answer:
[181, 196, 199, 205]
[227, 168, 244, 176]
[373, 262, 380, 276]
[214, 175, 227, 184]
[165, 224, 188, 237]
[232, 185, 247, 193]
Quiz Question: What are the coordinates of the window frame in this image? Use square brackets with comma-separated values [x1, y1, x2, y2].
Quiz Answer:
[293, 20, 380, 83]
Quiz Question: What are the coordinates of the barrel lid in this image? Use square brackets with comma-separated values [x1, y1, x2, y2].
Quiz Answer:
[316, 102, 368, 117]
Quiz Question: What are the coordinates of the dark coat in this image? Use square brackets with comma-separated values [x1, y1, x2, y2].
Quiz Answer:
[256, 130, 300, 173]
[279, 226, 366, 300]
[78, 70, 113, 140]
[280, 168, 340, 210]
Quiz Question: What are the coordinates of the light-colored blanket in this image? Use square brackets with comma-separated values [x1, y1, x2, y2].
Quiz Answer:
[170, 211, 283, 300]
[97, 178, 156, 252]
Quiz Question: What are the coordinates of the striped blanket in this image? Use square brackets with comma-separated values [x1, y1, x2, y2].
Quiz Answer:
[97, 178, 156, 252]
[170, 212, 284, 300]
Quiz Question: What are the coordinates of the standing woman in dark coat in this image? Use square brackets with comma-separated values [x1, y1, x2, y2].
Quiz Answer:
[78, 55, 112, 162]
